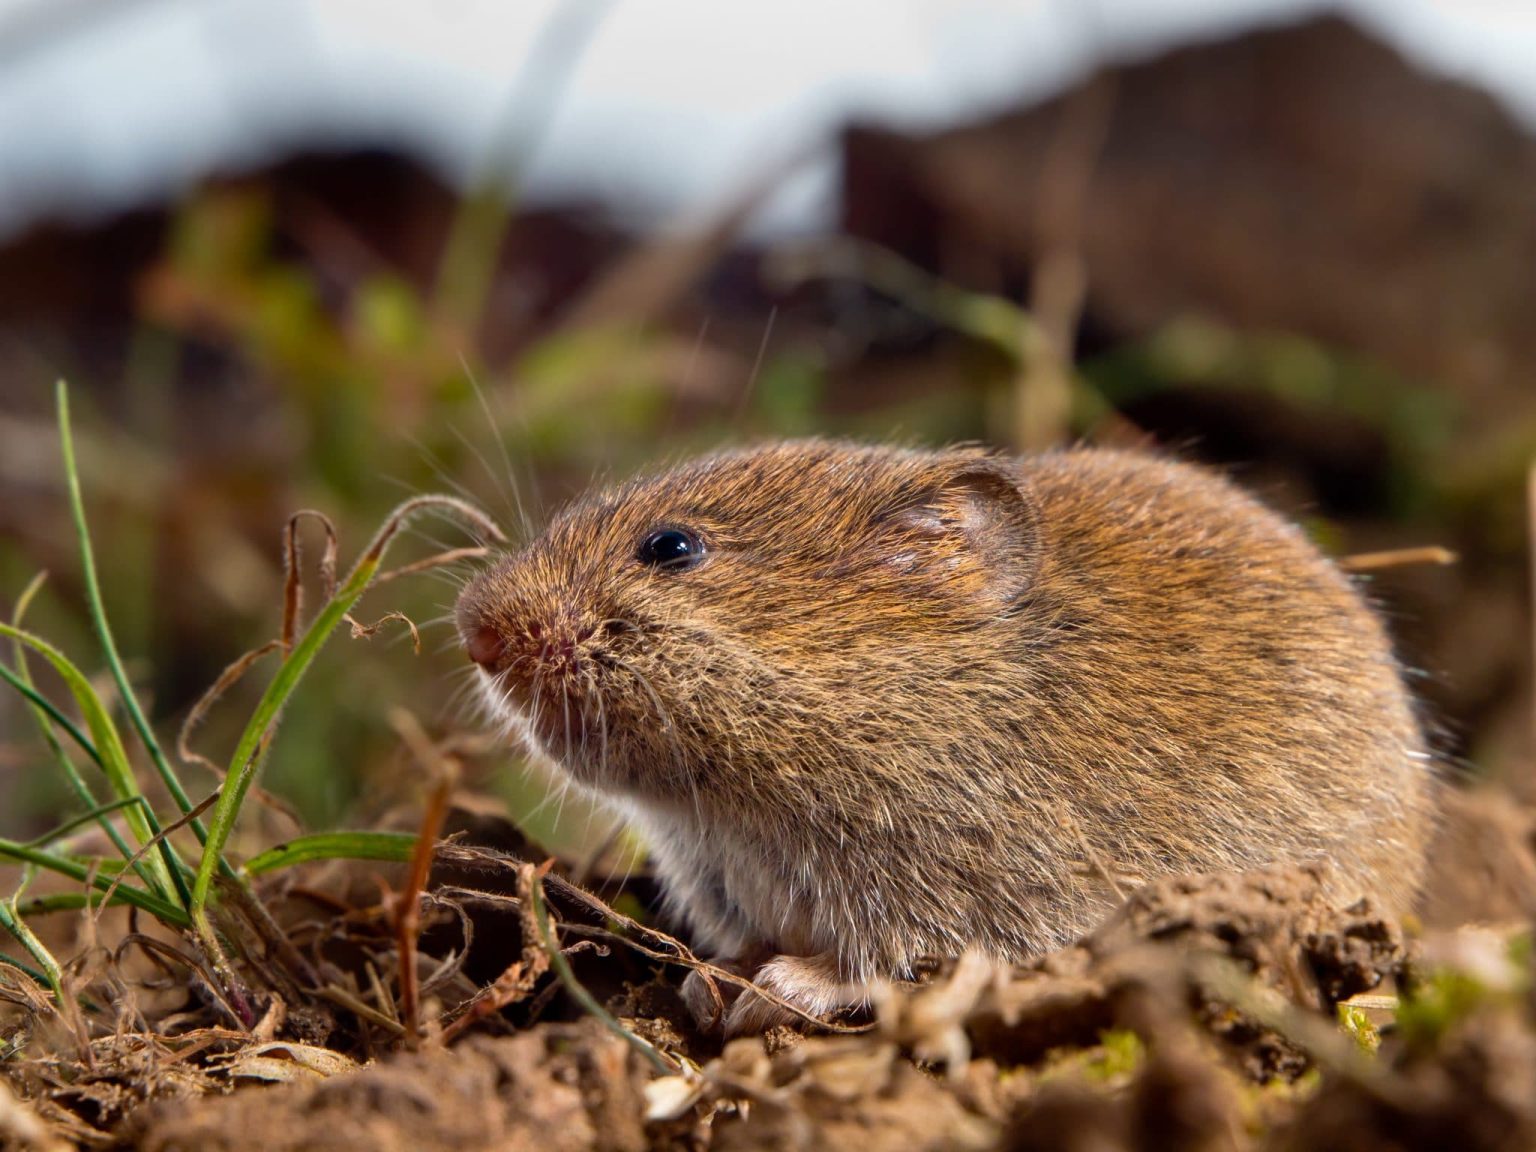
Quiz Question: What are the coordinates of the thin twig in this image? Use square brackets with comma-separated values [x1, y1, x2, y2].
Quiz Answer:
[1339, 546, 1458, 573]
[318, 983, 407, 1035]
[282, 511, 340, 656]
[95, 791, 219, 930]
[373, 546, 495, 585]
[439, 861, 550, 1044]
[177, 641, 283, 779]
[388, 709, 458, 1046]
[508, 868, 871, 1034]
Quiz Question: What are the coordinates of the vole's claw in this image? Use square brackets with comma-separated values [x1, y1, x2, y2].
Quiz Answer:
[681, 966, 737, 1033]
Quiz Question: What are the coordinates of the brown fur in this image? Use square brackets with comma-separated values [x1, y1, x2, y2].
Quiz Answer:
[456, 441, 1434, 1029]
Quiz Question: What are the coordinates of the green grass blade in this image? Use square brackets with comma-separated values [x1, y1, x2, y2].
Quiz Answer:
[0, 655, 155, 885]
[529, 870, 676, 1073]
[7, 575, 145, 875]
[0, 622, 180, 904]
[0, 838, 191, 929]
[0, 659, 102, 770]
[190, 559, 380, 947]
[242, 831, 419, 876]
[24, 797, 151, 850]
[13, 891, 135, 916]
[56, 381, 204, 858]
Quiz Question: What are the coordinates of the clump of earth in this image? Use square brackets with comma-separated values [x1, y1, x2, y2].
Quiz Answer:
[4, 786, 1535, 1152]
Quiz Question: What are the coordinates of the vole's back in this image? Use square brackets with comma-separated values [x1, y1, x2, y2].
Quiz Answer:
[1015, 452, 1430, 919]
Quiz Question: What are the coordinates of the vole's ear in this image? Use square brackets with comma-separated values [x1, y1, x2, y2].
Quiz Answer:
[882, 459, 1040, 604]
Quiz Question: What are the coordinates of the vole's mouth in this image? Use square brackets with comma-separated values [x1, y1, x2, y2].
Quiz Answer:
[478, 666, 597, 758]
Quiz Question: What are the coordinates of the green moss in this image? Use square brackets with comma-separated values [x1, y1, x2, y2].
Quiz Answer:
[1085, 1029, 1145, 1080]
[1336, 1003, 1381, 1055]
[1040, 1029, 1145, 1085]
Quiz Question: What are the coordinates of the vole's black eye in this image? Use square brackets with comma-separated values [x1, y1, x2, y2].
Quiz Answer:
[637, 527, 705, 571]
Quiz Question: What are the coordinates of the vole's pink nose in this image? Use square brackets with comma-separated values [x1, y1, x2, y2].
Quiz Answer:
[466, 625, 506, 670]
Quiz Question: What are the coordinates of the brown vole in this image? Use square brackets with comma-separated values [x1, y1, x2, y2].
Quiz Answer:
[455, 441, 1433, 1033]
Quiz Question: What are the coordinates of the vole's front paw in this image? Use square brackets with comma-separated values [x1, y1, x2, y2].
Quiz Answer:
[724, 951, 865, 1038]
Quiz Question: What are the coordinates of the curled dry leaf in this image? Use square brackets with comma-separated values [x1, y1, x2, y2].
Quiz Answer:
[643, 1071, 706, 1122]
[227, 1042, 362, 1083]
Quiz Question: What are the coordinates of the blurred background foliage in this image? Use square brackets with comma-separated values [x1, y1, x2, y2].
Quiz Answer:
[0, 8, 1533, 874]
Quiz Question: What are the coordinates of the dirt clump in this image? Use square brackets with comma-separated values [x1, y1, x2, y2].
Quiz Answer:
[964, 863, 1403, 1081]
[698, 1038, 1000, 1152]
[123, 1020, 650, 1152]
[9, 860, 1534, 1152]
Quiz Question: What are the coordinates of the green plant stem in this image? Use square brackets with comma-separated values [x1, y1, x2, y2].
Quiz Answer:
[0, 838, 190, 928]
[56, 381, 205, 862]
[189, 556, 381, 954]
[529, 870, 676, 1074]
[8, 574, 142, 874]
[242, 831, 418, 876]
[25, 797, 150, 850]
[13, 892, 113, 916]
[0, 656, 156, 887]
[0, 660, 101, 770]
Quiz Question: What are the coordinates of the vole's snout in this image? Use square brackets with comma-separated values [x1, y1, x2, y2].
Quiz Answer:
[456, 590, 508, 673]
[517, 619, 595, 673]
[459, 594, 596, 686]
[466, 624, 505, 671]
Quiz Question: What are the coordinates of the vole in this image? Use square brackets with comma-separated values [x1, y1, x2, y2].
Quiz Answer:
[455, 440, 1434, 1034]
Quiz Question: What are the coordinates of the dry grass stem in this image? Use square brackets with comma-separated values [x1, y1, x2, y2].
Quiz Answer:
[373, 545, 495, 585]
[282, 511, 340, 655]
[177, 641, 283, 780]
[345, 610, 422, 654]
[439, 861, 550, 1044]
[387, 709, 459, 1045]
[1339, 545, 1458, 572]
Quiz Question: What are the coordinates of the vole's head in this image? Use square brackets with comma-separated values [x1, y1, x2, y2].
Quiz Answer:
[455, 440, 1039, 803]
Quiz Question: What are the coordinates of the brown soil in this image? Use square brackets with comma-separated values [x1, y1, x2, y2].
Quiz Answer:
[7, 791, 1535, 1152]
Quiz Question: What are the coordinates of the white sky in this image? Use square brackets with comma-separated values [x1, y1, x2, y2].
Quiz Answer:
[0, 0, 1533, 237]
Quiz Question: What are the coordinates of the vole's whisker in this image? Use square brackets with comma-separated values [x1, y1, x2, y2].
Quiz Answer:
[610, 658, 675, 737]
[458, 357, 536, 542]
[396, 436, 490, 522]
[406, 523, 484, 558]
[420, 617, 460, 645]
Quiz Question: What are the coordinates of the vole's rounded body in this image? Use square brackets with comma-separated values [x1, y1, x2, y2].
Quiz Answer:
[457, 441, 1432, 1028]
